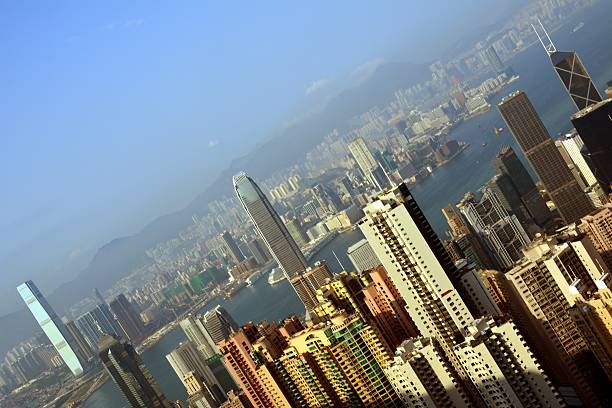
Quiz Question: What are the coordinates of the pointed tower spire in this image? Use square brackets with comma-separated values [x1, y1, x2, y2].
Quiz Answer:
[531, 18, 556, 55]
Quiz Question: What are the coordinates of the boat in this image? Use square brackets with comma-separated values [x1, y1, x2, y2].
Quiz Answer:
[572, 22, 584, 33]
[268, 267, 286, 285]
[224, 280, 247, 299]
[493, 127, 503, 135]
[482, 142, 487, 147]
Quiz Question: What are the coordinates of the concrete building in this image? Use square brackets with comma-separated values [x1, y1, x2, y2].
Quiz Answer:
[288, 261, 334, 310]
[359, 183, 563, 406]
[385, 337, 470, 407]
[346, 238, 381, 274]
[579, 204, 612, 270]
[362, 266, 419, 350]
[455, 319, 564, 407]
[507, 239, 610, 407]
[220, 231, 245, 265]
[203, 306, 240, 345]
[166, 341, 224, 403]
[457, 188, 531, 269]
[180, 315, 219, 358]
[570, 279, 612, 382]
[498, 91, 594, 224]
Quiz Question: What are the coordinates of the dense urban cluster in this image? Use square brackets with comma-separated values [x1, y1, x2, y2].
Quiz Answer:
[1, 0, 611, 407]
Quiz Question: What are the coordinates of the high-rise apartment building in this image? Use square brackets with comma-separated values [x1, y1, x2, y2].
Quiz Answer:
[218, 330, 289, 408]
[202, 306, 240, 345]
[220, 231, 245, 264]
[17, 280, 85, 376]
[458, 189, 531, 268]
[98, 334, 172, 408]
[234, 172, 319, 309]
[180, 315, 219, 358]
[359, 183, 564, 406]
[498, 91, 594, 223]
[571, 99, 612, 193]
[284, 218, 308, 248]
[579, 204, 612, 270]
[362, 266, 419, 350]
[455, 319, 564, 407]
[109, 294, 146, 343]
[570, 279, 612, 382]
[385, 337, 470, 407]
[346, 238, 381, 274]
[507, 239, 610, 406]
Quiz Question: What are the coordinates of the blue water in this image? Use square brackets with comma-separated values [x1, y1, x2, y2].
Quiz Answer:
[85, 3, 612, 406]
[412, 2, 612, 235]
[84, 229, 364, 407]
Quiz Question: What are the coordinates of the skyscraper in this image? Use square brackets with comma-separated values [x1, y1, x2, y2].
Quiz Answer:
[457, 188, 531, 269]
[493, 145, 552, 227]
[234, 172, 308, 278]
[98, 334, 173, 408]
[359, 183, 564, 406]
[498, 91, 594, 223]
[247, 237, 271, 265]
[571, 98, 612, 193]
[288, 261, 334, 310]
[166, 341, 224, 402]
[234, 172, 325, 309]
[109, 294, 146, 343]
[17, 280, 85, 376]
[202, 306, 240, 345]
[484, 45, 504, 73]
[76, 304, 126, 350]
[348, 137, 391, 191]
[180, 315, 219, 358]
[533, 20, 603, 110]
[220, 231, 245, 264]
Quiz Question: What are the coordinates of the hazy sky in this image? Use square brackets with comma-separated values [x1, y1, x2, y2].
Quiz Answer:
[0, 0, 514, 314]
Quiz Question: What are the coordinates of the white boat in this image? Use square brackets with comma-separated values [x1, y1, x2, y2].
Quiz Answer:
[268, 267, 286, 285]
[572, 22, 584, 33]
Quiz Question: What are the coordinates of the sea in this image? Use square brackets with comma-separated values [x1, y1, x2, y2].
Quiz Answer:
[84, 3, 612, 406]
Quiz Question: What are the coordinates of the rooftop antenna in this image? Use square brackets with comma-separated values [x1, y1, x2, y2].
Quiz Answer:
[332, 250, 346, 272]
[532, 18, 557, 55]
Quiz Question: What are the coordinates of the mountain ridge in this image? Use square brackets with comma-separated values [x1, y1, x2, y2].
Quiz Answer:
[0, 59, 430, 356]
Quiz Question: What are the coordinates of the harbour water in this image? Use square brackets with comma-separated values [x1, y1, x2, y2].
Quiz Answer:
[85, 3, 612, 406]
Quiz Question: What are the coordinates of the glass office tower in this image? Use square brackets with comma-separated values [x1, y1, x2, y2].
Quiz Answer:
[17, 280, 84, 376]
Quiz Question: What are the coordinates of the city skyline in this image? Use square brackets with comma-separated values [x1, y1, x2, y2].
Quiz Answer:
[0, 0, 524, 315]
[3, 1, 612, 406]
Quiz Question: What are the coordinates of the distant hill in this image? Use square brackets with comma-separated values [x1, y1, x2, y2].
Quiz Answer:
[0, 60, 430, 356]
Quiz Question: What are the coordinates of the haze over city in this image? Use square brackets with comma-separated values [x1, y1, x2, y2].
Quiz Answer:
[1, 0, 521, 315]
[2, 0, 612, 407]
